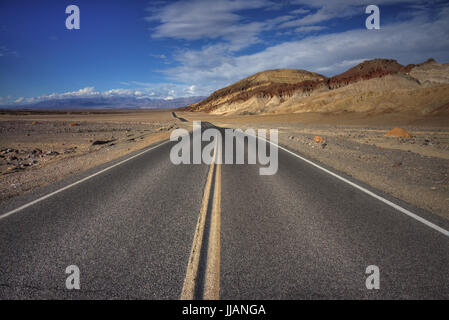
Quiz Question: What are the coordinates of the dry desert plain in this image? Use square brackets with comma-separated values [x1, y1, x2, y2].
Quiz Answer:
[0, 110, 184, 203]
[0, 109, 448, 219]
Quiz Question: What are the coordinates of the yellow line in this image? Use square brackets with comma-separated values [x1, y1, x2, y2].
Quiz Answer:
[204, 140, 221, 300]
[180, 137, 218, 300]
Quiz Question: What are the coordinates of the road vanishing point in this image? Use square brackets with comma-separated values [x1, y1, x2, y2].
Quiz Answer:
[0, 118, 448, 299]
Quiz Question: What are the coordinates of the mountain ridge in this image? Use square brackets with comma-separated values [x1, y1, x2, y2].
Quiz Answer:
[181, 58, 449, 116]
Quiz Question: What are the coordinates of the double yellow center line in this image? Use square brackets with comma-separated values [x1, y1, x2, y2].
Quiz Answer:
[181, 136, 222, 300]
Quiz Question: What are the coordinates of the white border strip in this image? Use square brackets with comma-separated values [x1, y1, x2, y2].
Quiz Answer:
[0, 140, 170, 221]
[252, 132, 449, 237]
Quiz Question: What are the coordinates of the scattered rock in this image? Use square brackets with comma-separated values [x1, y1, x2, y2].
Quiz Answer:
[314, 136, 325, 143]
[92, 140, 114, 146]
[385, 127, 412, 138]
[392, 161, 402, 167]
[158, 125, 175, 132]
[63, 147, 77, 154]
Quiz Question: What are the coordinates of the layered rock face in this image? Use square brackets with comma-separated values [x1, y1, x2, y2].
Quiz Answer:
[182, 58, 449, 116]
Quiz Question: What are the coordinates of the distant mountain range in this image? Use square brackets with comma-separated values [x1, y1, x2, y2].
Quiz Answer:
[181, 58, 449, 117]
[0, 96, 205, 110]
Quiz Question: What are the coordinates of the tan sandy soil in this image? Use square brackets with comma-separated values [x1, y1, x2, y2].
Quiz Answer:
[0, 110, 186, 203]
[179, 111, 449, 219]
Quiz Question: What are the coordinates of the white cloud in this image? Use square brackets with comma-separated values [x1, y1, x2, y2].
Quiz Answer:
[188, 85, 196, 95]
[41, 87, 99, 100]
[161, 10, 449, 89]
[119, 81, 212, 97]
[0, 45, 16, 57]
[315, 59, 367, 73]
[282, 0, 434, 28]
[291, 8, 310, 15]
[149, 53, 167, 59]
[10, 83, 207, 105]
[146, 0, 273, 50]
[295, 26, 327, 33]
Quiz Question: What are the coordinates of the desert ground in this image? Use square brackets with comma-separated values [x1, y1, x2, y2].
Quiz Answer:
[1, 109, 448, 219]
[177, 111, 449, 219]
[0, 110, 186, 202]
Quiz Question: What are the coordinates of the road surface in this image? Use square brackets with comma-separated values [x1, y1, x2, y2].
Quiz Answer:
[0, 120, 448, 299]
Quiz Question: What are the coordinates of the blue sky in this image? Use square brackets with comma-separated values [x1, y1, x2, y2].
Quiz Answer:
[0, 0, 448, 105]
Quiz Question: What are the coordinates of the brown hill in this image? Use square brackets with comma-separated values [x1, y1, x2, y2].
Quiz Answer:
[182, 58, 449, 117]
[338, 59, 404, 78]
[182, 69, 326, 113]
[327, 59, 406, 89]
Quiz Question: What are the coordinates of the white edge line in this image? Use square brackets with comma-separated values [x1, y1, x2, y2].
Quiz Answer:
[0, 140, 170, 221]
[245, 131, 449, 238]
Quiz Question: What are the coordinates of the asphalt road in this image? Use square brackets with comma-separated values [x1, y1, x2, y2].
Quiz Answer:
[0, 121, 448, 299]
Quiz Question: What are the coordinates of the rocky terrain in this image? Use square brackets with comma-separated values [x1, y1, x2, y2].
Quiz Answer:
[278, 125, 449, 218]
[182, 58, 449, 117]
[0, 110, 185, 202]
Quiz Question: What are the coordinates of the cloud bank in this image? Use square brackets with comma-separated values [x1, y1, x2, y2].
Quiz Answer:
[150, 0, 449, 91]
[2, 84, 207, 106]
